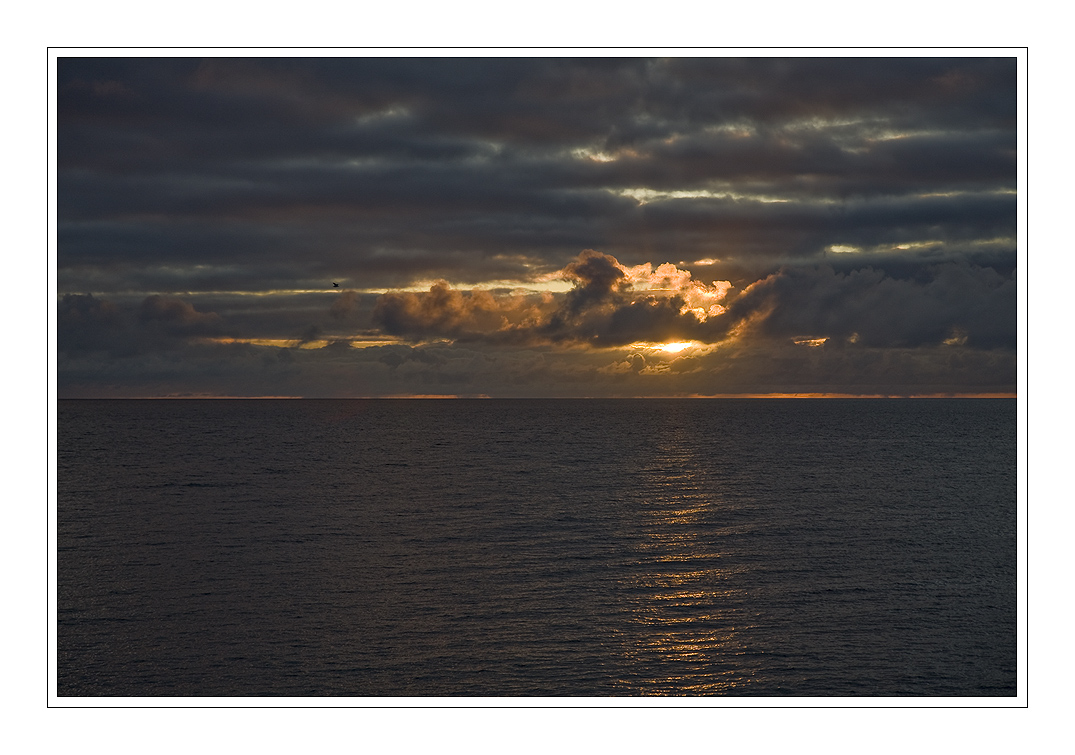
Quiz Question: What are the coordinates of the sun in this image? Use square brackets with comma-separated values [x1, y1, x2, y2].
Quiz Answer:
[626, 340, 702, 354]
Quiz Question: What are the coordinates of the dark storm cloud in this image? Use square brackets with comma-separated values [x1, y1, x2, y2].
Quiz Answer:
[58, 57, 1016, 290]
[560, 250, 627, 314]
[727, 262, 1017, 349]
[610, 190, 1015, 266]
[57, 55, 1019, 396]
[138, 294, 222, 335]
[59, 293, 223, 356]
[329, 290, 359, 320]
[372, 282, 556, 344]
[57, 294, 124, 353]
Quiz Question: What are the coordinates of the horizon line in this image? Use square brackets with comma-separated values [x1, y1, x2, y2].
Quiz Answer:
[55, 392, 1018, 400]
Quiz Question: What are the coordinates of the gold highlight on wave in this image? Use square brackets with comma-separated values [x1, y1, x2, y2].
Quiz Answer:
[616, 422, 754, 694]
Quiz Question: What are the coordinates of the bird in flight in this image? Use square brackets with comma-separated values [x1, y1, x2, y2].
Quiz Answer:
[332, 282, 339, 288]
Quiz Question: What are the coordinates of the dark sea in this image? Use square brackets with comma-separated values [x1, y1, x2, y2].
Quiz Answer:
[57, 399, 1017, 697]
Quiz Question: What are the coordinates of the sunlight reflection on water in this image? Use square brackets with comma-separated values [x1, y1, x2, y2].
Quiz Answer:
[616, 419, 756, 694]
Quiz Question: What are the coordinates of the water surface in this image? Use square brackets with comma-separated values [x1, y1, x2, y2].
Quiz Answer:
[57, 399, 1017, 696]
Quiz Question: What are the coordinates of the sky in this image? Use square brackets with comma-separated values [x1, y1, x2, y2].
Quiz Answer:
[55, 56, 1020, 398]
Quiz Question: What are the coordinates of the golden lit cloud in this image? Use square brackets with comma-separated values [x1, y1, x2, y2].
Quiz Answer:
[369, 251, 741, 349]
[793, 337, 828, 347]
[203, 336, 404, 349]
[616, 261, 732, 322]
[943, 328, 969, 346]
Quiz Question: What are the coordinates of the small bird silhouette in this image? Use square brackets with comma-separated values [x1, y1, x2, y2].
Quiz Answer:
[332, 282, 339, 288]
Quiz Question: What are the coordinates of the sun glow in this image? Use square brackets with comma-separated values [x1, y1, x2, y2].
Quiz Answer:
[626, 340, 707, 355]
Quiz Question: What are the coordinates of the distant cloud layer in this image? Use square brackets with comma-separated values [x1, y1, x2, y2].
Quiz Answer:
[57, 56, 1018, 396]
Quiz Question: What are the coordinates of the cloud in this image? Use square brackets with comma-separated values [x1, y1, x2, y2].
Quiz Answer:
[373, 250, 735, 347]
[57, 294, 124, 353]
[329, 290, 359, 320]
[372, 281, 556, 343]
[58, 57, 1016, 297]
[370, 248, 1017, 354]
[59, 293, 223, 356]
[296, 324, 322, 345]
[599, 352, 647, 375]
[138, 294, 222, 335]
[56, 57, 1019, 397]
[559, 249, 627, 314]
[727, 262, 1016, 348]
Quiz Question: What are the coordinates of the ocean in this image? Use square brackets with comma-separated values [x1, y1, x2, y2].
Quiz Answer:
[56, 399, 1017, 697]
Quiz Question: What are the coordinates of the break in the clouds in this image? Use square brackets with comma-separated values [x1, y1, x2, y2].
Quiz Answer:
[56, 56, 1018, 397]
